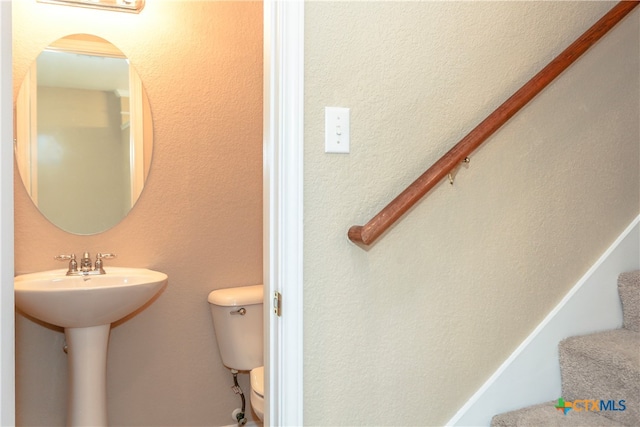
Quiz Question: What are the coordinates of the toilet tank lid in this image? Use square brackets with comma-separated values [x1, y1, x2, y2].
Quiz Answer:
[208, 284, 264, 306]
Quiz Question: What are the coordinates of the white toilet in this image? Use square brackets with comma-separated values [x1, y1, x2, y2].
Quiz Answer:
[208, 284, 264, 422]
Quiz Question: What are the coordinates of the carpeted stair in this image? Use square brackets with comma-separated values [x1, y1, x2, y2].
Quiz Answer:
[491, 270, 640, 427]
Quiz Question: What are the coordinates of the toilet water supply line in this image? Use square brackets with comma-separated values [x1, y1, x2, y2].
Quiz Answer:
[231, 370, 247, 426]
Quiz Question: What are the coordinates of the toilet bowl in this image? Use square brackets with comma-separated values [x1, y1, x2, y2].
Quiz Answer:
[250, 366, 264, 421]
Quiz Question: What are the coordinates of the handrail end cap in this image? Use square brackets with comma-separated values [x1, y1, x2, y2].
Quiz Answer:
[348, 225, 365, 244]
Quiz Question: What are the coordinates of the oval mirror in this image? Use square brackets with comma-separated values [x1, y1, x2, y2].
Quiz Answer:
[14, 34, 153, 235]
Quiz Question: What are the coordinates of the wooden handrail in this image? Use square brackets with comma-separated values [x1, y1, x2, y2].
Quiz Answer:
[348, 1, 639, 246]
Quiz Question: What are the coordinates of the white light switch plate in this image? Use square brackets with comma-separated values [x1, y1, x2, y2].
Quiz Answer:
[325, 107, 350, 153]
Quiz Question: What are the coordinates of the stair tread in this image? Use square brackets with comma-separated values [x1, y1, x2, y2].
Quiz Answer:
[491, 401, 626, 426]
[618, 270, 640, 286]
[559, 328, 639, 425]
[560, 328, 640, 369]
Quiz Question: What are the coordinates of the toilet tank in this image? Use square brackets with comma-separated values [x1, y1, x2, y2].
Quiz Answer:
[208, 284, 263, 371]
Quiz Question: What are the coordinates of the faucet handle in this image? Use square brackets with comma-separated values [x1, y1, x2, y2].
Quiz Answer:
[54, 254, 78, 274]
[94, 253, 116, 274]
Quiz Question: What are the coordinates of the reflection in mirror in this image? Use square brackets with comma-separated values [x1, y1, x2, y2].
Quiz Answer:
[15, 34, 153, 235]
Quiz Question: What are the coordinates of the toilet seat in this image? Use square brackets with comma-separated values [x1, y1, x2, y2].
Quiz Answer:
[250, 366, 264, 420]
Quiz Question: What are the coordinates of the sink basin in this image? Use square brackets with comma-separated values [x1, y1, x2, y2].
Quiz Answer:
[15, 266, 168, 328]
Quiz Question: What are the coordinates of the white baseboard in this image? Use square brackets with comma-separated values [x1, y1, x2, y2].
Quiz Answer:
[446, 215, 640, 427]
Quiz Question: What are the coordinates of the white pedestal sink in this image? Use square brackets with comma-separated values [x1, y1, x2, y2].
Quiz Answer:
[14, 267, 168, 426]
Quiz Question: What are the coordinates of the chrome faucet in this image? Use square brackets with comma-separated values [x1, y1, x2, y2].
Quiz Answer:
[55, 252, 116, 276]
[80, 252, 93, 273]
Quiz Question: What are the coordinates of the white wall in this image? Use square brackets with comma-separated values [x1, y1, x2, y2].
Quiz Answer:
[303, 2, 639, 425]
[0, 1, 15, 424]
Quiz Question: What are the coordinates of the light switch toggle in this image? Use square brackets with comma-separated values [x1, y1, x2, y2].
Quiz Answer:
[325, 107, 350, 153]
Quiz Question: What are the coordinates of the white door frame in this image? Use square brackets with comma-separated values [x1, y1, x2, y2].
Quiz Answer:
[0, 1, 15, 425]
[264, 0, 304, 425]
[0, 1, 304, 424]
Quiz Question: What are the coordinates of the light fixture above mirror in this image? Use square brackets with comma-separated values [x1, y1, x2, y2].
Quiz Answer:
[37, 0, 144, 14]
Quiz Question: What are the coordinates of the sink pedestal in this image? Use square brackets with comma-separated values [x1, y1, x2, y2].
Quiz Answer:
[14, 267, 168, 426]
[65, 325, 110, 426]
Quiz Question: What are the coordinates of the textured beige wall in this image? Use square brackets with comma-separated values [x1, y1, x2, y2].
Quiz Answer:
[13, 1, 263, 425]
[304, 2, 639, 426]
